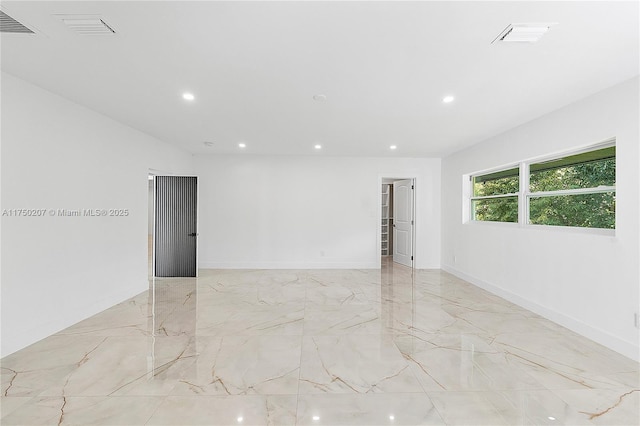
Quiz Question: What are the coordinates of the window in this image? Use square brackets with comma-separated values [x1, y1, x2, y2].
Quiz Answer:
[528, 146, 615, 229]
[468, 142, 616, 230]
[471, 167, 519, 223]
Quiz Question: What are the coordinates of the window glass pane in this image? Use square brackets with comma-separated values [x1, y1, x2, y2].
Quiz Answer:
[530, 146, 615, 192]
[529, 192, 615, 229]
[472, 196, 518, 223]
[473, 168, 519, 196]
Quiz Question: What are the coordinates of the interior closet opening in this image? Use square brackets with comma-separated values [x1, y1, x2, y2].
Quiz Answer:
[381, 178, 415, 268]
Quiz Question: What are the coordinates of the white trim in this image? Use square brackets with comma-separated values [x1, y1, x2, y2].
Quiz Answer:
[467, 216, 616, 236]
[527, 186, 615, 198]
[411, 178, 417, 269]
[524, 223, 615, 237]
[442, 264, 639, 362]
[520, 161, 529, 225]
[199, 261, 378, 269]
[462, 174, 471, 224]
[470, 192, 519, 201]
[466, 219, 519, 228]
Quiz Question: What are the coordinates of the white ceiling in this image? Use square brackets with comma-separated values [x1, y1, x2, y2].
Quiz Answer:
[1, 1, 638, 157]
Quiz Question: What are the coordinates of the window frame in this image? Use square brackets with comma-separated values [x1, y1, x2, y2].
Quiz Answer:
[469, 165, 520, 224]
[466, 139, 616, 233]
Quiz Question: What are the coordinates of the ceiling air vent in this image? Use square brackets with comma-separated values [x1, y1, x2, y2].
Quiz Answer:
[60, 16, 115, 35]
[0, 10, 35, 33]
[492, 23, 557, 44]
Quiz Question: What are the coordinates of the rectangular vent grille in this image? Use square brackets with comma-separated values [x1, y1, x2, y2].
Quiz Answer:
[0, 11, 34, 33]
[492, 23, 557, 44]
[62, 18, 115, 35]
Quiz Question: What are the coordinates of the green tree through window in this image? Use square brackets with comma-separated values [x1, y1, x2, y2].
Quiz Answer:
[472, 169, 519, 223]
[470, 145, 615, 229]
[529, 147, 615, 229]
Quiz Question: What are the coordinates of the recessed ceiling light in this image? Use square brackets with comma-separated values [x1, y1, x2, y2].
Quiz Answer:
[237, 416, 243, 423]
[390, 145, 397, 150]
[312, 416, 320, 421]
[182, 92, 195, 101]
[443, 95, 455, 103]
[547, 417, 556, 421]
[492, 23, 557, 43]
[238, 143, 246, 148]
[314, 144, 322, 150]
[389, 415, 395, 420]
[313, 94, 327, 102]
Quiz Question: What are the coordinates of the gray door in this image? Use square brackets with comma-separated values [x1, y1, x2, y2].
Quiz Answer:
[154, 176, 198, 277]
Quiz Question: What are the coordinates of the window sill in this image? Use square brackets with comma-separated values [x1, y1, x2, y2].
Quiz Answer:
[465, 219, 616, 237]
[524, 223, 616, 237]
[465, 220, 519, 228]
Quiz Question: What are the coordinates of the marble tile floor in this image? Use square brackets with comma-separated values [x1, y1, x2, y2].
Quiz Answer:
[1, 262, 638, 425]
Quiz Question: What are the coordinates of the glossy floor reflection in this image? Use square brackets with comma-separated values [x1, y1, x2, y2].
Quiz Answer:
[2, 261, 638, 425]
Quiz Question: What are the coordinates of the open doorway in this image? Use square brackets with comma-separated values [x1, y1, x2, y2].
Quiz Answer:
[148, 173, 155, 278]
[381, 178, 415, 268]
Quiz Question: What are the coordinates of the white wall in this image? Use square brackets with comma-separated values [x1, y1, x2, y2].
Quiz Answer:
[0, 72, 194, 357]
[441, 77, 640, 361]
[195, 155, 441, 269]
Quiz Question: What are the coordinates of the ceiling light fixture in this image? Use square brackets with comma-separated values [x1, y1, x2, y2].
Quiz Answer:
[492, 23, 557, 43]
[238, 143, 246, 148]
[314, 144, 322, 150]
[182, 92, 195, 101]
[443, 95, 455, 103]
[390, 145, 397, 150]
[203, 141, 214, 147]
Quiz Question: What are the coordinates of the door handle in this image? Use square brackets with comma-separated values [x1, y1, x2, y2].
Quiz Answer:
[188, 233, 198, 237]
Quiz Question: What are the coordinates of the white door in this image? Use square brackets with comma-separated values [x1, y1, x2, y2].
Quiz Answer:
[393, 179, 414, 267]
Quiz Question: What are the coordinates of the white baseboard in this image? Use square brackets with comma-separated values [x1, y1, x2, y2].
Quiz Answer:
[199, 261, 379, 269]
[442, 264, 640, 362]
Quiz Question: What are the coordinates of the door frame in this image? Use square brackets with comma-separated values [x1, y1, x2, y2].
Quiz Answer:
[148, 170, 200, 278]
[378, 176, 416, 269]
